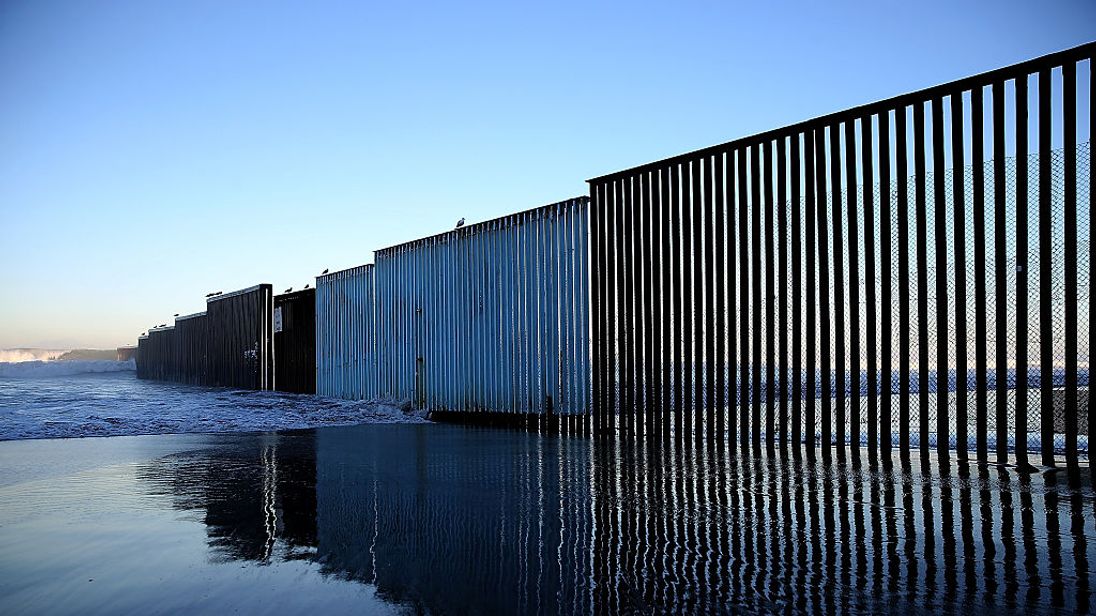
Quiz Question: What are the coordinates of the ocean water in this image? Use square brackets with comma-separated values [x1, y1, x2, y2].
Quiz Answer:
[0, 425, 1094, 615]
[0, 361, 426, 441]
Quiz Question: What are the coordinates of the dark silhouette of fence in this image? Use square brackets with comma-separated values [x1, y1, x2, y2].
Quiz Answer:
[137, 284, 274, 390]
[588, 42, 1094, 471]
[274, 288, 316, 394]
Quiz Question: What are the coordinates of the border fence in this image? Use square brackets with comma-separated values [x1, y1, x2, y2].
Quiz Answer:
[316, 264, 379, 400]
[137, 284, 274, 390]
[133, 43, 1094, 467]
[374, 197, 591, 417]
[588, 42, 1093, 467]
[274, 288, 316, 394]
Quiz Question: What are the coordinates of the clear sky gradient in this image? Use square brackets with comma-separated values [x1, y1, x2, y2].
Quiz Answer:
[1, 1, 1094, 348]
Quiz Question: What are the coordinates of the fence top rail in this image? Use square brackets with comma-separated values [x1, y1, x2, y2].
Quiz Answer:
[587, 40, 1095, 185]
[316, 263, 374, 282]
[373, 196, 589, 257]
[206, 283, 272, 303]
[175, 311, 206, 322]
[148, 325, 175, 334]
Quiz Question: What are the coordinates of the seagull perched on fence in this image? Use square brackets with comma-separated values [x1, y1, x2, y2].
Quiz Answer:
[303, 284, 310, 289]
[321, 268, 329, 275]
[173, 313, 179, 317]
[455, 217, 465, 228]
[205, 292, 215, 298]
[285, 287, 293, 293]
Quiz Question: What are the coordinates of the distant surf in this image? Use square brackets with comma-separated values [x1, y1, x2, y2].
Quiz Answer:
[0, 360, 136, 378]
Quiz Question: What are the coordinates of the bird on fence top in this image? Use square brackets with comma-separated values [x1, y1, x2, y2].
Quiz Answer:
[303, 284, 310, 289]
[173, 313, 179, 317]
[456, 217, 465, 228]
[321, 268, 329, 275]
[285, 287, 293, 293]
[205, 292, 215, 298]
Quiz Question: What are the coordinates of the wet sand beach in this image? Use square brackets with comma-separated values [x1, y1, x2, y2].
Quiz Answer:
[1, 423, 1094, 614]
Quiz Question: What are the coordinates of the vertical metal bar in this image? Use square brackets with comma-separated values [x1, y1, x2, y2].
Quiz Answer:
[644, 170, 657, 433]
[628, 177, 639, 430]
[844, 119, 860, 455]
[683, 161, 695, 438]
[879, 110, 893, 458]
[619, 178, 632, 430]
[661, 166, 673, 435]
[777, 136, 789, 448]
[994, 80, 1009, 463]
[915, 101, 930, 459]
[593, 183, 604, 430]
[1038, 67, 1055, 465]
[608, 181, 620, 432]
[1062, 60, 1078, 471]
[672, 163, 684, 436]
[792, 133, 805, 451]
[863, 115, 878, 457]
[692, 156, 704, 441]
[897, 106, 911, 458]
[705, 155, 718, 439]
[727, 150, 745, 442]
[739, 147, 751, 447]
[715, 150, 727, 442]
[752, 142, 764, 449]
[952, 91, 969, 459]
[1015, 74, 1031, 469]
[932, 96, 950, 458]
[764, 140, 777, 449]
[973, 85, 989, 461]
[819, 126, 833, 457]
[804, 131, 818, 457]
[831, 122, 847, 457]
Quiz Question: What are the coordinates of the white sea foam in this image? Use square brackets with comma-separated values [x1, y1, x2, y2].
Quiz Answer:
[0, 370, 427, 440]
[0, 359, 136, 378]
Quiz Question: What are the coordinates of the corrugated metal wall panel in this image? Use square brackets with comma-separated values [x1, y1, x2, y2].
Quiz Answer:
[373, 197, 590, 415]
[316, 264, 378, 400]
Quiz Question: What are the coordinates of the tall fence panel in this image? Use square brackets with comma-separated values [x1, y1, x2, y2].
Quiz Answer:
[374, 197, 590, 415]
[204, 284, 274, 390]
[137, 326, 175, 382]
[589, 43, 1093, 469]
[275, 288, 316, 394]
[173, 312, 208, 385]
[316, 265, 378, 400]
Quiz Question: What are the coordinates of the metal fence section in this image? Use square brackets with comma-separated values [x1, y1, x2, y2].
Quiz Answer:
[137, 284, 274, 390]
[205, 284, 274, 390]
[315, 264, 378, 400]
[588, 43, 1094, 470]
[274, 288, 316, 394]
[374, 197, 590, 415]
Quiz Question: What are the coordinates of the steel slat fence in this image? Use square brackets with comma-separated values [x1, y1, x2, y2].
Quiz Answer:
[588, 42, 1094, 469]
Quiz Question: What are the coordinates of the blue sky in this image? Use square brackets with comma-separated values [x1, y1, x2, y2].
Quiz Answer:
[1, 0, 1094, 348]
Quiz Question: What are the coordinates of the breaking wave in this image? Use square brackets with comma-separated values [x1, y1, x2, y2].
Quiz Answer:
[0, 359, 136, 378]
[0, 349, 69, 363]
